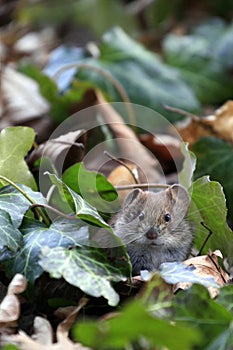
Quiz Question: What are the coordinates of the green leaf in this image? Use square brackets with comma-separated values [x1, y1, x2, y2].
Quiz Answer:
[39, 245, 128, 306]
[192, 136, 233, 219]
[0, 184, 46, 228]
[46, 172, 110, 228]
[189, 176, 233, 264]
[205, 327, 233, 350]
[6, 217, 89, 283]
[62, 162, 120, 214]
[73, 300, 201, 349]
[75, 27, 200, 121]
[163, 19, 233, 104]
[19, 64, 92, 123]
[0, 210, 23, 259]
[174, 284, 233, 349]
[0, 127, 37, 190]
[216, 285, 233, 316]
[179, 142, 196, 188]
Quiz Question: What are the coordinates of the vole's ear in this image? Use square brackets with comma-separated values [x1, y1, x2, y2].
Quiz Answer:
[123, 188, 143, 208]
[166, 184, 190, 209]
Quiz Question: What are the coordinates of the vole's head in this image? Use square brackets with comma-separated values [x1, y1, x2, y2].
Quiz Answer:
[114, 185, 191, 247]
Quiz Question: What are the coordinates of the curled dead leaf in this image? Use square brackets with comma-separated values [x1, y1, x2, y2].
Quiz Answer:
[0, 295, 19, 323]
[0, 274, 27, 325]
[1, 66, 50, 123]
[7, 273, 27, 296]
[175, 250, 230, 298]
[28, 130, 86, 173]
[176, 100, 233, 145]
[2, 298, 90, 349]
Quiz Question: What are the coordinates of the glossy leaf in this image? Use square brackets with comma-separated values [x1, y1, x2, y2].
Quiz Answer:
[0, 184, 46, 228]
[189, 176, 233, 264]
[46, 172, 110, 228]
[0, 210, 23, 259]
[62, 162, 120, 214]
[39, 245, 127, 306]
[192, 136, 233, 218]
[6, 217, 89, 283]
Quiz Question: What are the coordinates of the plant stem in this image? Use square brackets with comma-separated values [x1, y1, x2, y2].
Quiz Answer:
[0, 175, 51, 226]
[104, 150, 139, 185]
[53, 62, 136, 127]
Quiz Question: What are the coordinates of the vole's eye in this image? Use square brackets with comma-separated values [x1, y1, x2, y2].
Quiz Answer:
[164, 213, 171, 222]
[139, 212, 145, 221]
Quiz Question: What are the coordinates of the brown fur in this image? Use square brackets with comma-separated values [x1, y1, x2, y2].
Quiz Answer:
[112, 185, 194, 275]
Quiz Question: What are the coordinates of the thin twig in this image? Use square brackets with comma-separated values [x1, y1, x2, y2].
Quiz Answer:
[104, 150, 139, 185]
[50, 139, 84, 150]
[197, 221, 213, 256]
[53, 62, 136, 127]
[163, 104, 198, 119]
[30, 203, 78, 220]
[115, 183, 170, 191]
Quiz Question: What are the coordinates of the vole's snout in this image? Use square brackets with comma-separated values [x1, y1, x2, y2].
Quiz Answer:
[145, 226, 158, 240]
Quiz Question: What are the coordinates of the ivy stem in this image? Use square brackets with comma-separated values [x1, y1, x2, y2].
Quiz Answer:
[30, 203, 78, 221]
[0, 175, 51, 227]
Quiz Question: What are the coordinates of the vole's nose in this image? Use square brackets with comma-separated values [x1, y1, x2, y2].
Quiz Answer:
[145, 227, 158, 240]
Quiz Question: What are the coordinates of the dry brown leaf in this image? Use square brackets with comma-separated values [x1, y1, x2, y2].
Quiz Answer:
[3, 330, 90, 350]
[177, 100, 233, 145]
[32, 317, 53, 345]
[175, 250, 230, 298]
[107, 162, 139, 203]
[206, 100, 233, 143]
[28, 130, 86, 173]
[2, 298, 90, 350]
[95, 90, 163, 184]
[1, 66, 50, 123]
[0, 295, 20, 323]
[0, 274, 27, 325]
[139, 133, 183, 173]
[7, 274, 27, 296]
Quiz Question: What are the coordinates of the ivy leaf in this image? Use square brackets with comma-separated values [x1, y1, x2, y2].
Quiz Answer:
[163, 19, 233, 104]
[192, 136, 233, 218]
[0, 184, 47, 228]
[174, 284, 232, 349]
[189, 176, 233, 264]
[75, 27, 200, 121]
[0, 127, 37, 190]
[39, 245, 128, 306]
[73, 300, 201, 349]
[46, 172, 110, 228]
[0, 210, 23, 260]
[216, 285, 233, 316]
[6, 217, 89, 283]
[62, 162, 120, 214]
